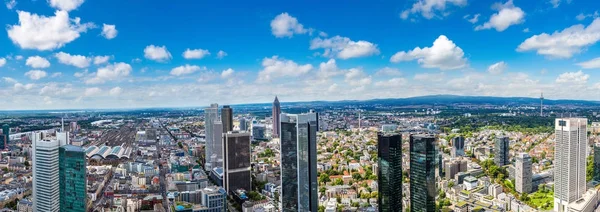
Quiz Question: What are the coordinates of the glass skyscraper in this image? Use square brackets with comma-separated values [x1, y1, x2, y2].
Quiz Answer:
[594, 143, 600, 182]
[59, 145, 87, 212]
[221, 105, 233, 133]
[409, 134, 437, 212]
[280, 111, 318, 212]
[494, 136, 510, 166]
[378, 133, 402, 212]
[223, 131, 251, 194]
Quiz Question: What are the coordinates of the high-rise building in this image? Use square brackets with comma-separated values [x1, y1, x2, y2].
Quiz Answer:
[200, 186, 227, 212]
[377, 133, 402, 211]
[554, 118, 587, 211]
[211, 121, 224, 169]
[272, 96, 281, 138]
[59, 145, 87, 212]
[280, 111, 318, 212]
[445, 161, 459, 180]
[239, 118, 247, 131]
[204, 103, 219, 170]
[451, 136, 465, 158]
[32, 131, 69, 212]
[1, 124, 9, 150]
[409, 134, 437, 212]
[221, 105, 233, 133]
[494, 136, 509, 167]
[223, 131, 251, 194]
[594, 143, 600, 182]
[515, 153, 532, 194]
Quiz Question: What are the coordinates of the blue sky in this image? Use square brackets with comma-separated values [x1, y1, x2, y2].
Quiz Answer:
[0, 0, 599, 109]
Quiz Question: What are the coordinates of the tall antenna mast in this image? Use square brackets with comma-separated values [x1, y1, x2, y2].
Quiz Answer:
[61, 115, 65, 132]
[358, 111, 361, 132]
[540, 92, 544, 117]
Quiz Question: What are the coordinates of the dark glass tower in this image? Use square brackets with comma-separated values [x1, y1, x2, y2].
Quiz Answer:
[378, 133, 402, 212]
[223, 131, 251, 194]
[594, 144, 600, 182]
[280, 111, 318, 212]
[221, 105, 233, 133]
[272, 96, 281, 138]
[59, 145, 87, 212]
[409, 134, 437, 212]
[1, 124, 9, 149]
[494, 136, 510, 166]
[451, 136, 465, 157]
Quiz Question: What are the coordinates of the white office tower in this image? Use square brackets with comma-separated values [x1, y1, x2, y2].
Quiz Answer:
[554, 118, 587, 212]
[204, 103, 219, 170]
[32, 131, 69, 212]
[515, 153, 532, 194]
[211, 121, 223, 169]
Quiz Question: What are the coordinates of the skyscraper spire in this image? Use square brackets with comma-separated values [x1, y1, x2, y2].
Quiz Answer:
[272, 96, 281, 138]
[540, 92, 544, 117]
[61, 117, 65, 132]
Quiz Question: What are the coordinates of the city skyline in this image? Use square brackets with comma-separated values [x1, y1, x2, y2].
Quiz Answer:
[0, 0, 600, 110]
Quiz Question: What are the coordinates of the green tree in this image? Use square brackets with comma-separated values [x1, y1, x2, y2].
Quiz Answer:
[587, 155, 594, 182]
[319, 173, 331, 184]
[352, 173, 362, 181]
[318, 205, 325, 212]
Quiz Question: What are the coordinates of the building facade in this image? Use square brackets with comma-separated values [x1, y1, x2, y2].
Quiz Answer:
[32, 132, 68, 212]
[200, 186, 227, 212]
[451, 136, 465, 158]
[409, 134, 437, 212]
[1, 124, 9, 149]
[515, 153, 532, 194]
[280, 111, 318, 212]
[554, 118, 587, 212]
[211, 121, 224, 169]
[594, 143, 600, 182]
[223, 131, 251, 194]
[272, 96, 281, 138]
[377, 133, 402, 211]
[59, 145, 87, 212]
[494, 136, 510, 167]
[204, 103, 219, 170]
[221, 105, 233, 133]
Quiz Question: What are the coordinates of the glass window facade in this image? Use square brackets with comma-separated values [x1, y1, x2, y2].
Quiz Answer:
[378, 133, 402, 212]
[59, 145, 87, 212]
[409, 134, 437, 212]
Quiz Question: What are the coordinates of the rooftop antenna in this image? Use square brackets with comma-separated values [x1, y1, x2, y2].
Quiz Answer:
[61, 116, 65, 132]
[358, 111, 361, 132]
[540, 92, 544, 117]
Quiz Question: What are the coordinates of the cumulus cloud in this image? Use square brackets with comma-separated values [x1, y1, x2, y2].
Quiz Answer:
[25, 70, 48, 80]
[55, 52, 90, 68]
[375, 67, 402, 76]
[310, 36, 380, 59]
[170, 65, 204, 76]
[375, 78, 408, 87]
[344, 68, 372, 87]
[0, 58, 6, 67]
[315, 59, 345, 80]
[256, 56, 313, 83]
[577, 57, 600, 69]
[13, 83, 35, 91]
[144, 45, 172, 62]
[93, 56, 110, 65]
[101, 24, 117, 39]
[48, 0, 85, 11]
[3, 77, 18, 84]
[221, 68, 235, 78]
[39, 83, 72, 96]
[556, 70, 589, 84]
[487, 61, 507, 75]
[464, 14, 480, 23]
[390, 35, 467, 70]
[517, 18, 600, 58]
[84, 87, 101, 96]
[183, 48, 210, 59]
[26, 56, 51, 68]
[109, 87, 122, 96]
[400, 0, 467, 20]
[51, 72, 62, 78]
[576, 11, 599, 21]
[7, 10, 94, 51]
[216, 50, 227, 59]
[86, 62, 132, 84]
[270, 13, 307, 38]
[6, 0, 16, 9]
[475, 0, 525, 32]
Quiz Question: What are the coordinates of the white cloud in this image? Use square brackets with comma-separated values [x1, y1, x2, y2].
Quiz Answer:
[15, 55, 23, 60]
[101, 24, 117, 39]
[256, 56, 313, 83]
[7, 10, 94, 51]
[575, 11, 599, 21]
[51, 72, 62, 78]
[316, 59, 345, 79]
[556, 70, 589, 84]
[84, 87, 101, 96]
[375, 78, 408, 87]
[328, 83, 338, 92]
[270, 13, 307, 38]
[54, 52, 90, 68]
[375, 67, 402, 76]
[464, 14, 480, 23]
[221, 68, 235, 78]
[577, 57, 600, 69]
[144, 45, 172, 62]
[6, 0, 16, 9]
[549, 0, 571, 8]
[487, 61, 507, 75]
[109, 87, 122, 96]
[344, 68, 372, 86]
[475, 0, 525, 32]
[3, 77, 17, 84]
[170, 64, 203, 76]
[390, 35, 467, 70]
[216, 50, 227, 59]
[93, 56, 110, 65]
[74, 69, 88, 78]
[86, 62, 132, 84]
[517, 18, 600, 58]
[26, 56, 51, 68]
[523, 28, 530, 33]
[48, 0, 85, 11]
[39, 83, 72, 96]
[183, 48, 210, 59]
[0, 58, 6, 67]
[197, 71, 218, 83]
[13, 83, 34, 91]
[400, 0, 467, 20]
[25, 70, 48, 80]
[310, 36, 380, 59]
